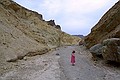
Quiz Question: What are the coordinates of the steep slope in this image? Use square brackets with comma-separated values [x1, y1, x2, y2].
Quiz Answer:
[84, 1, 120, 62]
[84, 1, 120, 49]
[0, 0, 80, 62]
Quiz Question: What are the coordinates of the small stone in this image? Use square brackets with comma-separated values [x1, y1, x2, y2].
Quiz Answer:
[23, 57, 27, 61]
[56, 53, 59, 56]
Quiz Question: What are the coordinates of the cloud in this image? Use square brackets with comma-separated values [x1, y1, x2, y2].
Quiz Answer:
[13, 0, 119, 35]
[40, 0, 62, 17]
[63, 0, 108, 13]
[40, 0, 111, 15]
[63, 19, 86, 29]
[14, 0, 118, 18]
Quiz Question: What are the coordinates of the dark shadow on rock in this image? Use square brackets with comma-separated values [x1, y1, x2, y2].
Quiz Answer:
[105, 60, 120, 67]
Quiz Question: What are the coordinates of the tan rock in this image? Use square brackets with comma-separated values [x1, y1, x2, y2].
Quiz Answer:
[102, 38, 120, 62]
[0, 0, 81, 62]
[84, 1, 120, 49]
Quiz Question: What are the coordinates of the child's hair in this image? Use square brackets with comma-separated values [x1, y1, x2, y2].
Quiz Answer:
[72, 50, 75, 53]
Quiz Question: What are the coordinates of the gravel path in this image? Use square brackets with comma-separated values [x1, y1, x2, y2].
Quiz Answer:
[58, 45, 120, 80]
[0, 50, 61, 80]
[1, 45, 120, 80]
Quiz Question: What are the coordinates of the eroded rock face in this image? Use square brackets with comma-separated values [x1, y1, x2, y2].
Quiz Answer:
[0, 0, 80, 62]
[102, 38, 120, 62]
[90, 44, 103, 58]
[55, 25, 61, 30]
[46, 20, 56, 26]
[89, 38, 120, 62]
[85, 1, 120, 62]
[46, 20, 61, 30]
[84, 1, 120, 49]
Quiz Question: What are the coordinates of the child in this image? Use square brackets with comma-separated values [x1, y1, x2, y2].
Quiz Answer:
[71, 50, 75, 66]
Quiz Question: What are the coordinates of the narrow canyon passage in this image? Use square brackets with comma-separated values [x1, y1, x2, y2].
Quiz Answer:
[1, 46, 120, 80]
[58, 45, 120, 80]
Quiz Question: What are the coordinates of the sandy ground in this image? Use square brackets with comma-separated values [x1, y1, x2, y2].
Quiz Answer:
[0, 49, 61, 80]
[1, 45, 120, 80]
[58, 45, 120, 80]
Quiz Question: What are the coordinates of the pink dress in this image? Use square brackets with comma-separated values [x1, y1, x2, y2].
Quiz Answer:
[71, 53, 75, 64]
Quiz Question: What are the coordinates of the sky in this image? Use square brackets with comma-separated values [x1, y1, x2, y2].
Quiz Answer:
[13, 0, 119, 36]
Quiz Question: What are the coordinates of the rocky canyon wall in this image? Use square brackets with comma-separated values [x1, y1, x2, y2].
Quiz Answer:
[84, 1, 120, 62]
[0, 0, 80, 62]
[84, 1, 120, 49]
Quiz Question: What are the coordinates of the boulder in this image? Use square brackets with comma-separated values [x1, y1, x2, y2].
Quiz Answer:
[102, 38, 120, 62]
[90, 44, 103, 58]
[89, 38, 120, 62]
[102, 38, 120, 46]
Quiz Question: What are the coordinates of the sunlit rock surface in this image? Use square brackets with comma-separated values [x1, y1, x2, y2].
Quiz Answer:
[0, 0, 80, 62]
[85, 1, 120, 62]
[84, 1, 120, 49]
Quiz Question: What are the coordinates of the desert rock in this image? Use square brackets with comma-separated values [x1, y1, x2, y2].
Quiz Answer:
[0, 0, 80, 62]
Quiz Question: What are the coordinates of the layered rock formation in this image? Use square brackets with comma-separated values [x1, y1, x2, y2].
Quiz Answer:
[0, 0, 80, 62]
[85, 1, 120, 62]
[46, 20, 61, 30]
[84, 1, 120, 49]
[90, 38, 120, 62]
